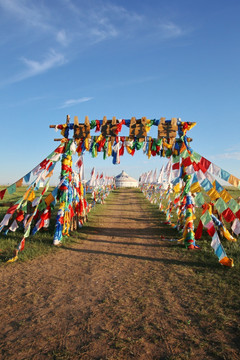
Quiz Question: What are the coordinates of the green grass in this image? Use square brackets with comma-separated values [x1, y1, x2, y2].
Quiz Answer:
[0, 185, 240, 268]
[0, 186, 112, 265]
[144, 189, 240, 271]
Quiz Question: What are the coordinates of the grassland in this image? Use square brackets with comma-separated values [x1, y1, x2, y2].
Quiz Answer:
[0, 185, 239, 267]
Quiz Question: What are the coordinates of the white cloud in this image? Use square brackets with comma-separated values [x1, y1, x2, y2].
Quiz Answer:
[0, 49, 66, 86]
[1, 96, 46, 109]
[0, 1, 189, 87]
[0, 0, 188, 46]
[158, 21, 186, 39]
[56, 29, 69, 46]
[0, 0, 51, 30]
[60, 97, 93, 109]
[61, 1, 143, 44]
[209, 152, 240, 161]
[21, 50, 65, 75]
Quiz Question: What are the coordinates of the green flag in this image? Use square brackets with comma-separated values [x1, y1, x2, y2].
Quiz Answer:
[215, 197, 227, 213]
[191, 151, 202, 163]
[200, 210, 212, 226]
[7, 183, 16, 195]
[228, 199, 239, 214]
[195, 192, 205, 207]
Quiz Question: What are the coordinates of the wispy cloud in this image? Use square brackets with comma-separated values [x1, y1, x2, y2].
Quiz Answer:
[209, 152, 240, 161]
[2, 50, 66, 85]
[0, 0, 51, 30]
[59, 97, 93, 109]
[0, 96, 46, 109]
[56, 29, 69, 46]
[159, 21, 187, 39]
[21, 50, 66, 75]
[0, 1, 188, 46]
[0, 0, 189, 86]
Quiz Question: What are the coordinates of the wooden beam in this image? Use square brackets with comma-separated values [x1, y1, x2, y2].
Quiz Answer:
[74, 116, 79, 126]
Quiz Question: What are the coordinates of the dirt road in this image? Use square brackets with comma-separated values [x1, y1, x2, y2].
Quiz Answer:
[0, 189, 239, 360]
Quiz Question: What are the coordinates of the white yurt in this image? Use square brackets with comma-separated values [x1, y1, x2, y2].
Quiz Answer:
[115, 170, 138, 188]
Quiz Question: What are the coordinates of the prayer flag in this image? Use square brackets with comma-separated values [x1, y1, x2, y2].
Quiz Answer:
[200, 210, 212, 226]
[24, 172, 31, 183]
[7, 183, 16, 195]
[231, 219, 240, 235]
[200, 178, 213, 192]
[215, 197, 228, 213]
[228, 174, 239, 188]
[219, 189, 232, 203]
[228, 199, 240, 214]
[222, 208, 235, 223]
[220, 169, 230, 182]
[194, 192, 205, 207]
[0, 188, 6, 199]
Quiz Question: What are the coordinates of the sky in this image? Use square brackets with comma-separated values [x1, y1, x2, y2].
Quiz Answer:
[0, 0, 240, 186]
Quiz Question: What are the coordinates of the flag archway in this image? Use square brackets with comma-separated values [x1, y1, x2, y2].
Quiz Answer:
[0, 115, 239, 266]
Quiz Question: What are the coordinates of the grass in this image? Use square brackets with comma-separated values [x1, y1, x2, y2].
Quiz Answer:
[0, 185, 240, 269]
[0, 185, 106, 264]
[140, 185, 240, 273]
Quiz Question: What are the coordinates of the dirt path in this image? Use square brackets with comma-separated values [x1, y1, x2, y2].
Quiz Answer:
[0, 189, 239, 360]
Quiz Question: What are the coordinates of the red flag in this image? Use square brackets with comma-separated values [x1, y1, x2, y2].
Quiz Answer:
[75, 157, 83, 169]
[69, 204, 75, 218]
[182, 157, 192, 168]
[16, 211, 24, 222]
[195, 220, 203, 239]
[0, 188, 6, 200]
[7, 204, 19, 214]
[40, 158, 49, 169]
[55, 145, 65, 153]
[199, 157, 211, 173]
[193, 161, 200, 171]
[95, 120, 101, 132]
[18, 238, 25, 251]
[205, 221, 215, 237]
[222, 208, 235, 223]
[172, 162, 180, 170]
[235, 209, 240, 220]
[119, 142, 124, 156]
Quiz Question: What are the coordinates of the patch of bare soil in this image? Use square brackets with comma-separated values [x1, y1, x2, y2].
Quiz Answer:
[0, 189, 239, 360]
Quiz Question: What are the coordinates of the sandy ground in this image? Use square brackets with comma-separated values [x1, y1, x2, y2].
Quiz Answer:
[0, 189, 239, 360]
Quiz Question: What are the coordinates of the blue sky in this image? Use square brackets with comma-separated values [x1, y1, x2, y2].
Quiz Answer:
[0, 0, 239, 185]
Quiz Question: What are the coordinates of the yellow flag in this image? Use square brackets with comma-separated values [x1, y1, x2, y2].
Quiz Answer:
[190, 182, 201, 193]
[222, 227, 237, 242]
[28, 190, 35, 202]
[207, 187, 220, 201]
[173, 183, 180, 193]
[84, 138, 90, 151]
[228, 174, 240, 188]
[45, 193, 55, 206]
[107, 140, 112, 157]
[147, 137, 152, 159]
[220, 189, 232, 203]
[7, 255, 18, 263]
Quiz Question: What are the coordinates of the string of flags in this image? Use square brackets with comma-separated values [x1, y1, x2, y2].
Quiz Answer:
[140, 147, 240, 266]
[49, 117, 197, 165]
[0, 138, 114, 262]
[0, 142, 65, 201]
